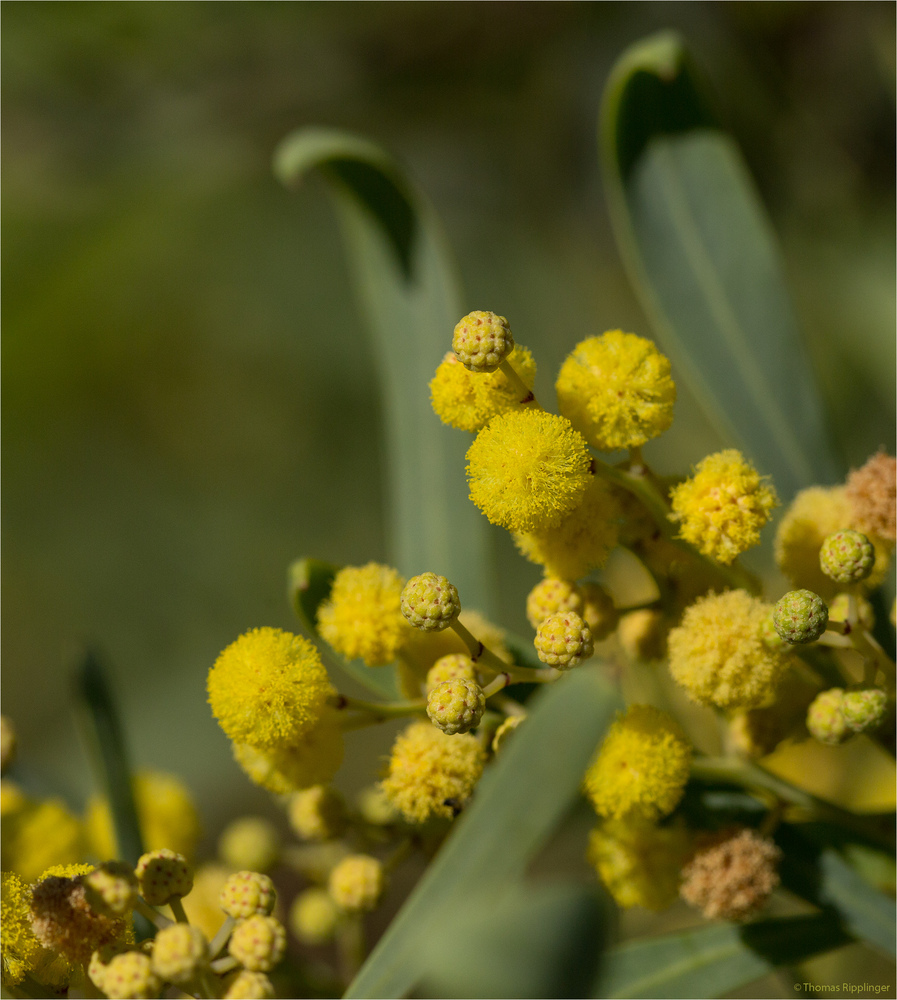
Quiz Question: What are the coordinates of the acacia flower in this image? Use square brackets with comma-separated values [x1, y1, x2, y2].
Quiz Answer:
[556, 331, 676, 452]
[583, 705, 692, 821]
[514, 475, 620, 580]
[317, 563, 410, 666]
[289, 888, 340, 945]
[466, 408, 592, 533]
[208, 627, 334, 751]
[430, 346, 537, 431]
[846, 451, 896, 542]
[667, 590, 787, 710]
[1, 871, 42, 987]
[328, 854, 385, 913]
[669, 450, 777, 564]
[381, 720, 485, 824]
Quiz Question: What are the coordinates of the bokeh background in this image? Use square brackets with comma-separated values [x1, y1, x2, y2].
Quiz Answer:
[3, 1, 894, 849]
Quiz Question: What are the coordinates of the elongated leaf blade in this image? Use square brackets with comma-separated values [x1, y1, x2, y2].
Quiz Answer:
[274, 128, 495, 613]
[345, 667, 621, 998]
[595, 914, 850, 999]
[601, 33, 840, 500]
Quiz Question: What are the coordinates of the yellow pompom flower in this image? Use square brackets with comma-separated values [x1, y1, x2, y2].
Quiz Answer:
[514, 475, 620, 580]
[2, 871, 42, 987]
[556, 331, 676, 452]
[317, 563, 411, 667]
[381, 721, 486, 824]
[775, 485, 891, 597]
[430, 346, 537, 431]
[583, 705, 691, 821]
[588, 818, 689, 911]
[669, 450, 777, 565]
[328, 854, 385, 913]
[466, 408, 592, 533]
[231, 711, 345, 795]
[667, 590, 788, 710]
[86, 770, 202, 862]
[1, 795, 85, 883]
[208, 627, 334, 751]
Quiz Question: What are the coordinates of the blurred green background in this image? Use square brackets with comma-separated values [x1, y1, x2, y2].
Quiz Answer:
[3, 2, 894, 844]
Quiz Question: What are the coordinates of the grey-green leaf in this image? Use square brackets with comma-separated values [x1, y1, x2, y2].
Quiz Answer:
[601, 32, 840, 501]
[345, 666, 621, 999]
[274, 128, 495, 614]
[595, 914, 850, 999]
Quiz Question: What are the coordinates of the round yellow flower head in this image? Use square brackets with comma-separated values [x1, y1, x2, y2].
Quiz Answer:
[288, 785, 346, 842]
[617, 608, 667, 662]
[430, 346, 537, 431]
[513, 475, 620, 580]
[534, 612, 594, 669]
[1, 716, 15, 775]
[134, 849, 192, 907]
[452, 310, 514, 372]
[775, 485, 890, 597]
[1, 871, 42, 987]
[846, 451, 896, 543]
[556, 331, 676, 452]
[208, 627, 334, 751]
[584, 705, 692, 821]
[317, 563, 410, 667]
[2, 795, 85, 883]
[231, 711, 345, 794]
[381, 721, 486, 824]
[100, 951, 160, 1000]
[289, 887, 341, 945]
[30, 869, 131, 965]
[466, 409, 592, 534]
[86, 769, 202, 862]
[581, 583, 619, 641]
[151, 923, 208, 986]
[588, 818, 690, 911]
[491, 715, 523, 753]
[680, 827, 781, 921]
[427, 678, 486, 735]
[219, 871, 276, 920]
[526, 578, 583, 629]
[218, 817, 280, 872]
[82, 862, 138, 918]
[223, 970, 275, 999]
[356, 784, 400, 826]
[328, 854, 385, 913]
[401, 572, 461, 632]
[426, 653, 477, 693]
[667, 591, 788, 710]
[228, 914, 286, 973]
[669, 450, 777, 564]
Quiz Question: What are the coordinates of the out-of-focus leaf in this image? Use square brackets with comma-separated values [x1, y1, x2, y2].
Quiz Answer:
[778, 824, 896, 957]
[344, 667, 621, 999]
[595, 914, 850, 999]
[274, 128, 495, 614]
[286, 557, 397, 699]
[600, 32, 840, 501]
[419, 881, 609, 999]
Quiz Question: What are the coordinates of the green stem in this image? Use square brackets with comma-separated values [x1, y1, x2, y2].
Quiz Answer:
[337, 913, 366, 986]
[169, 896, 189, 924]
[208, 915, 235, 959]
[210, 955, 239, 976]
[330, 693, 426, 723]
[134, 896, 172, 930]
[592, 458, 760, 595]
[499, 358, 539, 407]
[691, 756, 894, 849]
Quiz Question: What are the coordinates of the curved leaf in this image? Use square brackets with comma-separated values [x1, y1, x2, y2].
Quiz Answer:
[601, 33, 840, 501]
[595, 914, 850, 999]
[274, 128, 495, 613]
[345, 667, 621, 998]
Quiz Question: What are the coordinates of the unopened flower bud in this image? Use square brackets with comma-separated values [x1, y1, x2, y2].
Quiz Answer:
[819, 530, 875, 584]
[289, 887, 341, 945]
[228, 915, 286, 973]
[535, 612, 593, 669]
[219, 871, 276, 919]
[773, 590, 828, 644]
[426, 654, 477, 693]
[841, 688, 888, 734]
[526, 578, 582, 629]
[427, 678, 485, 735]
[151, 923, 208, 986]
[328, 854, 385, 913]
[401, 573, 461, 632]
[806, 689, 850, 745]
[452, 311, 514, 373]
[288, 785, 346, 842]
[135, 849, 193, 907]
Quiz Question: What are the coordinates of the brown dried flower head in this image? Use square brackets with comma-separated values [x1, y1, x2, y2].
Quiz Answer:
[31, 874, 130, 965]
[846, 452, 896, 543]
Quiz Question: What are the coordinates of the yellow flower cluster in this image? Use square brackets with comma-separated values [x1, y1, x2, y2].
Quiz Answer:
[317, 563, 410, 666]
[556, 331, 676, 452]
[380, 720, 486, 824]
[667, 590, 787, 709]
[669, 450, 777, 564]
[466, 408, 592, 533]
[583, 705, 692, 821]
[430, 346, 537, 431]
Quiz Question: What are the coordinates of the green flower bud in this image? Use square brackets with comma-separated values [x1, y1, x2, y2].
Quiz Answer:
[427, 678, 485, 735]
[841, 688, 888, 734]
[773, 590, 828, 644]
[819, 530, 875, 584]
[401, 573, 461, 632]
[806, 689, 850, 745]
